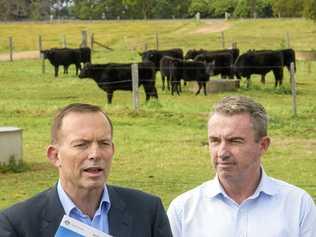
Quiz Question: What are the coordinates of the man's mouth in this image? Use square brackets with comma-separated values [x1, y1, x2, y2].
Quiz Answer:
[217, 162, 235, 167]
[83, 167, 104, 174]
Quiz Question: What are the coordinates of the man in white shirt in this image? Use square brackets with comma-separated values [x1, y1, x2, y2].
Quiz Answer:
[167, 95, 316, 237]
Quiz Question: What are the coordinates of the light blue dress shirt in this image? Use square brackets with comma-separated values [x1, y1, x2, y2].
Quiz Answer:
[167, 169, 316, 237]
[57, 181, 111, 234]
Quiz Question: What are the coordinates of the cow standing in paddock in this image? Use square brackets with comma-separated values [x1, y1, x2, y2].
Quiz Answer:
[234, 50, 284, 88]
[139, 48, 183, 90]
[168, 59, 215, 96]
[77, 47, 92, 65]
[280, 48, 296, 72]
[194, 52, 234, 79]
[41, 47, 91, 77]
[247, 48, 296, 84]
[185, 48, 240, 63]
[78, 62, 158, 104]
[160, 56, 179, 92]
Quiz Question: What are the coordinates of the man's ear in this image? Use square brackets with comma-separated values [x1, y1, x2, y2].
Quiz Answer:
[259, 136, 270, 154]
[47, 145, 61, 167]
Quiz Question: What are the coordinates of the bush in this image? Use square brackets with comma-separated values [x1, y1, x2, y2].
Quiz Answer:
[0, 156, 29, 173]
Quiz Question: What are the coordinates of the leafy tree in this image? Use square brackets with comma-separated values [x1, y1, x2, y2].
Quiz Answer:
[188, 0, 213, 18]
[30, 0, 50, 20]
[234, 0, 272, 18]
[303, 0, 316, 20]
[211, 0, 237, 17]
[250, 0, 256, 17]
[123, 0, 154, 19]
[272, 0, 303, 17]
[0, 0, 29, 20]
[151, 0, 174, 18]
[234, 0, 250, 17]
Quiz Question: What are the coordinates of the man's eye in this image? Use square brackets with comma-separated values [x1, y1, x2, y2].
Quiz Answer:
[74, 143, 87, 148]
[100, 141, 111, 147]
[231, 139, 243, 144]
[209, 139, 220, 144]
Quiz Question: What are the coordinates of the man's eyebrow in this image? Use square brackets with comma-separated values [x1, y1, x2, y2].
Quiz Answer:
[70, 139, 89, 144]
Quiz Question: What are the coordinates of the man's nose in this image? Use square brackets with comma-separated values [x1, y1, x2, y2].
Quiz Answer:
[87, 143, 101, 160]
[218, 142, 231, 161]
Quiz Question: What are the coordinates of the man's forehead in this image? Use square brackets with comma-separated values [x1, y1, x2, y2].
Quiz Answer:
[59, 111, 111, 134]
[208, 112, 254, 133]
[208, 112, 251, 122]
[62, 111, 108, 123]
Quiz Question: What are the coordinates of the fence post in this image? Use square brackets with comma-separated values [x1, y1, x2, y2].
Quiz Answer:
[38, 35, 43, 59]
[90, 33, 94, 50]
[144, 42, 148, 51]
[9, 37, 13, 62]
[286, 32, 290, 48]
[38, 35, 45, 74]
[131, 63, 140, 111]
[62, 35, 67, 48]
[290, 62, 297, 116]
[155, 32, 159, 50]
[221, 32, 225, 49]
[195, 12, 200, 22]
[81, 31, 87, 47]
[42, 55, 46, 74]
[231, 42, 237, 49]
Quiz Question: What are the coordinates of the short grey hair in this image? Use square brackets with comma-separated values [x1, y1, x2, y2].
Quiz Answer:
[51, 103, 113, 144]
[210, 96, 268, 141]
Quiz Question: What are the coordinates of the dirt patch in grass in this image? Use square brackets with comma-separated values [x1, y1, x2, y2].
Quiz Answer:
[0, 50, 40, 61]
[193, 20, 232, 34]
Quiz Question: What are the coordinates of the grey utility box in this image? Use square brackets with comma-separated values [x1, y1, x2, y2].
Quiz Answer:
[0, 127, 23, 165]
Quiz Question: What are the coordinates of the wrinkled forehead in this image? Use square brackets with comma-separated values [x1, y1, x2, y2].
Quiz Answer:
[208, 112, 254, 131]
[59, 111, 112, 138]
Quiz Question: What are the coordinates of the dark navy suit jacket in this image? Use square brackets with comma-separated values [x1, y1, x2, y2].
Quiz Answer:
[0, 184, 172, 237]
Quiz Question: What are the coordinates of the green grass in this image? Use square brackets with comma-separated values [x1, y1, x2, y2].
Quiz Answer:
[0, 19, 315, 209]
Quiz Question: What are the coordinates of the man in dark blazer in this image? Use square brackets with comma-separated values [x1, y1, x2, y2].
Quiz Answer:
[0, 103, 172, 237]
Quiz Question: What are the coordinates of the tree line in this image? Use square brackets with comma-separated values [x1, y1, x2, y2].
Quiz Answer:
[1, 0, 316, 21]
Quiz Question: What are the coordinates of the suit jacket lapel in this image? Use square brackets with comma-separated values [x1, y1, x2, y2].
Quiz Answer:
[108, 186, 132, 237]
[40, 185, 65, 236]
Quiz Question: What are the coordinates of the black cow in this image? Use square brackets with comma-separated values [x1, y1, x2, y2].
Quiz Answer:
[234, 50, 284, 88]
[159, 56, 180, 92]
[168, 59, 215, 96]
[140, 48, 183, 90]
[248, 48, 296, 75]
[41, 47, 91, 77]
[185, 48, 240, 63]
[194, 52, 234, 79]
[280, 48, 296, 72]
[78, 47, 92, 65]
[78, 62, 158, 104]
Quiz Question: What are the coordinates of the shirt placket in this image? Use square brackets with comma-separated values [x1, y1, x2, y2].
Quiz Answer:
[236, 205, 248, 237]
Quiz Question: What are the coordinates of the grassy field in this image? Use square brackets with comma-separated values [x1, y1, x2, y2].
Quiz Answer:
[0, 18, 315, 210]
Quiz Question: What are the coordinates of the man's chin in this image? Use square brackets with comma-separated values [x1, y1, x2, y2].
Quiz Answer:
[82, 179, 106, 190]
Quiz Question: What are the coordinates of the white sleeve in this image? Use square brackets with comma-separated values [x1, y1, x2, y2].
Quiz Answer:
[299, 193, 316, 237]
[167, 200, 183, 237]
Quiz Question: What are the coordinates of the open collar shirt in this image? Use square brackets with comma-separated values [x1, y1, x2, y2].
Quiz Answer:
[167, 169, 316, 237]
[57, 180, 111, 234]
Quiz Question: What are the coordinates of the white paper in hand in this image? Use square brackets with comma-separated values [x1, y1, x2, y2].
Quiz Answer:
[55, 215, 113, 237]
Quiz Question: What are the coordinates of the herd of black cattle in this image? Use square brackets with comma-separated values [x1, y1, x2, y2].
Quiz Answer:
[40, 46, 296, 104]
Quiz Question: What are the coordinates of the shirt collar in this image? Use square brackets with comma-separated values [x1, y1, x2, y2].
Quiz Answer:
[253, 168, 278, 197]
[57, 180, 111, 217]
[205, 167, 279, 199]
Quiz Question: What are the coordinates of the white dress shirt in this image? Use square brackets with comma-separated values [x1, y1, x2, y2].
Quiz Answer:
[167, 169, 316, 237]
